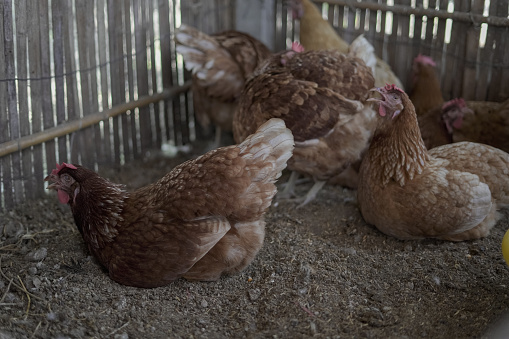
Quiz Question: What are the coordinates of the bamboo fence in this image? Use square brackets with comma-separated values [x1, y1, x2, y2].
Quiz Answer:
[1, 0, 508, 211]
[0, 0, 234, 210]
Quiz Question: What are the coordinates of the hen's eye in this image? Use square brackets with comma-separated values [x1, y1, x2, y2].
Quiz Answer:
[61, 174, 72, 183]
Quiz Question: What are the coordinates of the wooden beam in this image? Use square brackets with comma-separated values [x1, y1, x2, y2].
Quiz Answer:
[0, 83, 191, 158]
[327, 0, 509, 27]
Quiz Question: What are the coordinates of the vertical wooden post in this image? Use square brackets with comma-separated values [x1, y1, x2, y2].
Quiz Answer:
[236, 0, 276, 50]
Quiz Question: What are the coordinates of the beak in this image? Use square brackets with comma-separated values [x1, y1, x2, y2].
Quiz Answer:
[367, 87, 383, 103]
[44, 174, 58, 190]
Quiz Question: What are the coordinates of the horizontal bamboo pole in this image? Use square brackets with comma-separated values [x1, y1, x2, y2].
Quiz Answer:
[0, 81, 191, 158]
[327, 0, 509, 27]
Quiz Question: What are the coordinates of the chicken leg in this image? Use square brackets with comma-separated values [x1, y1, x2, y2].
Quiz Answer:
[297, 180, 326, 208]
[278, 171, 326, 208]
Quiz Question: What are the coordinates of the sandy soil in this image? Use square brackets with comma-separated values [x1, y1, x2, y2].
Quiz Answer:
[1, 141, 509, 339]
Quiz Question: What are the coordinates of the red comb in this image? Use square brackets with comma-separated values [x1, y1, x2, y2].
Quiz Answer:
[442, 98, 466, 110]
[383, 83, 404, 93]
[291, 41, 305, 53]
[414, 54, 436, 67]
[51, 162, 77, 175]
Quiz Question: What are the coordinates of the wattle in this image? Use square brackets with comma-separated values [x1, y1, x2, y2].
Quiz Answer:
[378, 104, 386, 117]
[58, 189, 70, 204]
[453, 116, 463, 129]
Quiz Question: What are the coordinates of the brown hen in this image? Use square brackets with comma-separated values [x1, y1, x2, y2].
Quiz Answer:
[443, 98, 509, 153]
[358, 84, 509, 241]
[175, 24, 272, 146]
[45, 119, 294, 288]
[234, 46, 375, 206]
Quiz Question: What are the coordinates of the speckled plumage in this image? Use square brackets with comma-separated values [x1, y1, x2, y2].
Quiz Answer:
[234, 49, 376, 185]
[358, 86, 509, 241]
[288, 0, 404, 90]
[450, 99, 509, 153]
[45, 119, 294, 287]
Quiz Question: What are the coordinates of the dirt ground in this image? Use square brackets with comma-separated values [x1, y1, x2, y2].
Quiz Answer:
[1, 139, 509, 339]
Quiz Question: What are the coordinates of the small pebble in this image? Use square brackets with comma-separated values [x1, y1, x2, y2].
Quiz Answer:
[248, 288, 261, 301]
[32, 277, 42, 289]
[310, 321, 317, 334]
[200, 299, 208, 308]
[4, 293, 17, 303]
[342, 247, 357, 256]
[26, 248, 48, 262]
[28, 267, 38, 275]
[113, 296, 128, 310]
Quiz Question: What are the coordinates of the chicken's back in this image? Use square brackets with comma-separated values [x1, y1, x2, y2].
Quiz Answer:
[428, 142, 509, 206]
[141, 119, 293, 222]
[451, 100, 509, 153]
[358, 153, 494, 240]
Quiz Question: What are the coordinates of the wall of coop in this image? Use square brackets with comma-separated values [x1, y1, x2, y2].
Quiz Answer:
[0, 0, 509, 210]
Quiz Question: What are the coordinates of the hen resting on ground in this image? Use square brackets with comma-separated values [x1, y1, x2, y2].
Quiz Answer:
[287, 0, 404, 90]
[358, 84, 509, 241]
[175, 24, 272, 146]
[45, 119, 294, 288]
[443, 98, 509, 153]
[234, 46, 375, 207]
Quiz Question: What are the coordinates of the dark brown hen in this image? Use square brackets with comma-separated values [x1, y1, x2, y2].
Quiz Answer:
[45, 118, 294, 288]
[234, 47, 375, 206]
[175, 24, 272, 146]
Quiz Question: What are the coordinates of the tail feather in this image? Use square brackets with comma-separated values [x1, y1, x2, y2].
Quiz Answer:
[226, 119, 294, 220]
[349, 35, 376, 75]
[238, 118, 295, 182]
[175, 24, 227, 75]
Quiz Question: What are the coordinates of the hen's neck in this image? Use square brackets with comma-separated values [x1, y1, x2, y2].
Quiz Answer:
[71, 178, 128, 252]
[370, 102, 430, 186]
[411, 67, 444, 116]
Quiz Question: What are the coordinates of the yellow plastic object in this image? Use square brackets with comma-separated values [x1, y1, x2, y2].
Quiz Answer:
[503, 230, 509, 265]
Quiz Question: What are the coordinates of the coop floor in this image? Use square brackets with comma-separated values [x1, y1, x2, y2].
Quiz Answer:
[1, 139, 509, 339]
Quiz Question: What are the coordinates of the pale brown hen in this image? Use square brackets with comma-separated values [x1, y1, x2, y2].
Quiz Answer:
[410, 55, 444, 117]
[45, 119, 294, 288]
[358, 84, 509, 241]
[409, 54, 451, 149]
[234, 47, 375, 206]
[175, 24, 272, 146]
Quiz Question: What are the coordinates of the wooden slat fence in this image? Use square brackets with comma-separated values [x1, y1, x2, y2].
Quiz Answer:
[1, 0, 509, 211]
[0, 0, 234, 210]
[280, 0, 509, 100]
